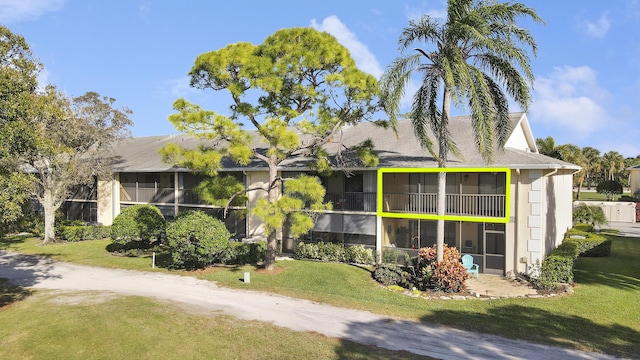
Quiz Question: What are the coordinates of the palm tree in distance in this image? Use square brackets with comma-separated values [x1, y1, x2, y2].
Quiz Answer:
[380, 0, 543, 261]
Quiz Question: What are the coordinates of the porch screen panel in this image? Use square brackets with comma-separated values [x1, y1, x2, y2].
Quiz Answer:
[313, 213, 343, 233]
[343, 214, 376, 235]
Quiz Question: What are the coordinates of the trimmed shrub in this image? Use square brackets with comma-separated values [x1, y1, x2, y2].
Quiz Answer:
[372, 264, 413, 287]
[572, 223, 594, 233]
[165, 210, 231, 269]
[345, 245, 375, 265]
[61, 225, 111, 242]
[110, 204, 165, 248]
[225, 242, 266, 265]
[294, 241, 319, 260]
[596, 180, 623, 200]
[294, 242, 375, 265]
[419, 244, 468, 293]
[536, 225, 612, 290]
[316, 242, 346, 262]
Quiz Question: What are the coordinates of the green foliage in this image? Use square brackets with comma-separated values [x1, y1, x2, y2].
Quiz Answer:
[162, 27, 383, 269]
[194, 174, 247, 207]
[345, 245, 375, 265]
[572, 223, 594, 233]
[0, 172, 34, 236]
[381, 248, 411, 266]
[223, 242, 266, 265]
[419, 244, 468, 293]
[0, 26, 41, 233]
[293, 242, 374, 265]
[573, 203, 607, 226]
[535, 225, 612, 290]
[110, 204, 166, 248]
[371, 264, 413, 287]
[61, 225, 111, 242]
[254, 175, 330, 238]
[165, 210, 231, 269]
[596, 180, 623, 200]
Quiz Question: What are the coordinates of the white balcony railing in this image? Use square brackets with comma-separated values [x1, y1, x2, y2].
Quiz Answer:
[383, 192, 506, 218]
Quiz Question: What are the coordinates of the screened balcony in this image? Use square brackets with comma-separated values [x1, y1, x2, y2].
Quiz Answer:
[381, 170, 508, 220]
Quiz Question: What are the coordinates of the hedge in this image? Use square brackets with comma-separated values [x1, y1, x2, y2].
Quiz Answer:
[537, 225, 611, 290]
[294, 242, 375, 265]
[60, 225, 112, 242]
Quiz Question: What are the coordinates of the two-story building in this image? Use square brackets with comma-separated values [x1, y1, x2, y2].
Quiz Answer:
[64, 113, 579, 276]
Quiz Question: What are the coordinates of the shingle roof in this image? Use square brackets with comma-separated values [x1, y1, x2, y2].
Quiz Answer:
[110, 113, 580, 172]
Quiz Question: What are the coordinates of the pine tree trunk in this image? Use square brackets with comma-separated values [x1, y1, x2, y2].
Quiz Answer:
[264, 157, 279, 271]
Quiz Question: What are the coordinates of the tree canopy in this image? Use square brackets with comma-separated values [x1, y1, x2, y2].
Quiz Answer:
[21, 86, 132, 243]
[162, 27, 382, 270]
[0, 25, 41, 234]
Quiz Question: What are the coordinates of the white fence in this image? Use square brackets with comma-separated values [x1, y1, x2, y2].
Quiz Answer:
[574, 201, 636, 223]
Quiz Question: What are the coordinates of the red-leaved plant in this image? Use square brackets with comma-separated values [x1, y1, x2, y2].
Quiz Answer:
[419, 244, 469, 292]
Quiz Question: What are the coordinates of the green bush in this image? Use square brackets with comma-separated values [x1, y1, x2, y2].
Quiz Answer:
[165, 210, 231, 269]
[345, 245, 375, 265]
[572, 223, 594, 233]
[536, 225, 612, 290]
[316, 242, 346, 262]
[294, 241, 319, 260]
[382, 248, 411, 265]
[538, 255, 574, 289]
[224, 242, 266, 265]
[61, 225, 111, 242]
[372, 264, 413, 287]
[110, 204, 165, 248]
[573, 203, 606, 227]
[294, 242, 375, 265]
[596, 180, 623, 200]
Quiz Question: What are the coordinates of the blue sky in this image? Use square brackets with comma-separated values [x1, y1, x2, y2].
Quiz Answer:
[3, 0, 640, 157]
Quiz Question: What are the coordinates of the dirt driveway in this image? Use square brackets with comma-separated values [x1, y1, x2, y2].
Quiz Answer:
[0, 250, 616, 360]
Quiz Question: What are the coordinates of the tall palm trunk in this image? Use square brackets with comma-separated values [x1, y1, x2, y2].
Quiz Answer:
[436, 88, 451, 261]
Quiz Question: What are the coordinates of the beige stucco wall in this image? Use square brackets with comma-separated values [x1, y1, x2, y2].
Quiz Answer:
[97, 177, 114, 226]
[630, 169, 640, 197]
[245, 171, 272, 240]
[512, 169, 575, 275]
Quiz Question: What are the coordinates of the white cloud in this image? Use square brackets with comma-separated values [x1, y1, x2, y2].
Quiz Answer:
[310, 15, 383, 78]
[0, 0, 65, 24]
[405, 3, 446, 22]
[531, 65, 611, 136]
[582, 12, 611, 38]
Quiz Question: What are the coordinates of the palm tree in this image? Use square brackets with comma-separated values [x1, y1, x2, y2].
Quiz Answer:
[582, 146, 601, 189]
[380, 0, 542, 261]
[556, 144, 584, 199]
[602, 151, 625, 182]
[536, 136, 561, 159]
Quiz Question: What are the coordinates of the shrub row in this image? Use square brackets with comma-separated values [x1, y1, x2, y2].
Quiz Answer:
[60, 225, 111, 242]
[293, 242, 375, 265]
[537, 224, 611, 290]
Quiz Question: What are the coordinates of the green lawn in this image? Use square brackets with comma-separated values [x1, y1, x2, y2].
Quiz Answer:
[2, 234, 639, 358]
[574, 190, 632, 201]
[0, 290, 426, 360]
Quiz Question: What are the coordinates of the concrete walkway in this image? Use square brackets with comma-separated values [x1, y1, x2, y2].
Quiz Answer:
[0, 250, 618, 360]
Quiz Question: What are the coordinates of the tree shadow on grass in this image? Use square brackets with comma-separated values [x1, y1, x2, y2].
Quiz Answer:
[0, 233, 31, 250]
[419, 304, 639, 358]
[0, 278, 32, 310]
